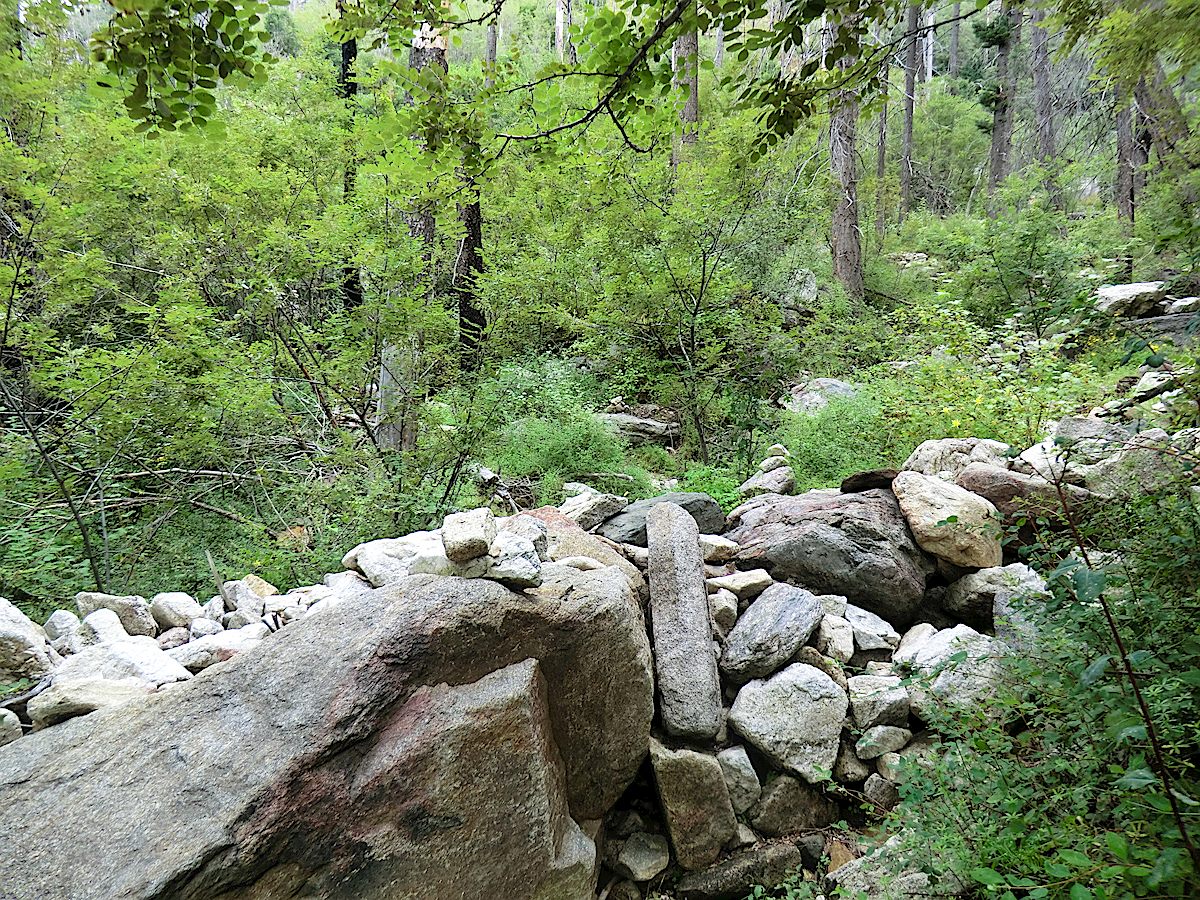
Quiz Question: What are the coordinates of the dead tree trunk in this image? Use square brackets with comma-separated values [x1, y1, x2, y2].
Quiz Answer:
[672, 23, 699, 168]
[899, 2, 920, 222]
[986, 2, 1021, 209]
[336, 0, 364, 310]
[1029, 8, 1062, 207]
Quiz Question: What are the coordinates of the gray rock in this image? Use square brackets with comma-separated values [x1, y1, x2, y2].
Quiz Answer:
[816, 614, 854, 663]
[720, 583, 823, 684]
[748, 774, 838, 836]
[498, 514, 550, 560]
[1095, 281, 1166, 316]
[53, 637, 192, 689]
[818, 594, 849, 616]
[156, 627, 190, 650]
[706, 569, 773, 600]
[74, 592, 157, 637]
[728, 663, 847, 782]
[784, 377, 858, 415]
[0, 708, 21, 746]
[27, 676, 153, 730]
[856, 726, 912, 759]
[202, 596, 226, 622]
[729, 823, 758, 849]
[944, 563, 1048, 631]
[676, 842, 805, 900]
[845, 604, 901, 652]
[827, 835, 965, 899]
[596, 411, 681, 446]
[42, 609, 79, 644]
[79, 608, 127, 645]
[955, 462, 1092, 524]
[442, 507, 498, 562]
[863, 773, 901, 813]
[615, 831, 670, 881]
[876, 752, 903, 784]
[148, 592, 204, 630]
[759, 455, 789, 473]
[903, 624, 1006, 721]
[848, 675, 909, 729]
[0, 569, 653, 899]
[833, 735, 871, 783]
[221, 574, 278, 613]
[189, 618, 223, 640]
[650, 740, 738, 871]
[709, 589, 738, 638]
[700, 534, 738, 563]
[716, 745, 761, 814]
[892, 471, 1003, 569]
[596, 492, 725, 547]
[1, 599, 56, 682]
[648, 503, 723, 740]
[738, 466, 795, 498]
[725, 488, 932, 627]
[902, 438, 1011, 482]
[484, 531, 542, 588]
[342, 531, 486, 586]
[559, 490, 630, 531]
[167, 623, 270, 672]
[894, 623, 938, 665]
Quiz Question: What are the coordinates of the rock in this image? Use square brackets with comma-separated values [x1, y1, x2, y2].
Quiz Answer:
[442, 507, 498, 562]
[74, 592, 156, 637]
[759, 455, 789, 473]
[833, 735, 871, 783]
[202, 596, 226, 621]
[841, 469, 899, 493]
[726, 489, 931, 627]
[0, 569, 653, 898]
[943, 563, 1048, 630]
[892, 471, 1003, 569]
[615, 831, 670, 882]
[608, 880, 642, 900]
[223, 608, 262, 630]
[784, 377, 857, 415]
[0, 708, 21, 746]
[485, 531, 542, 588]
[865, 661, 895, 676]
[647, 503, 723, 740]
[827, 835, 965, 899]
[189, 618, 222, 639]
[729, 823, 758, 849]
[709, 589, 738, 638]
[0, 599, 56, 682]
[43, 609, 83, 657]
[728, 663, 847, 783]
[53, 637, 192, 689]
[778, 267, 818, 329]
[706, 569, 773, 601]
[848, 675, 910, 729]
[863, 773, 901, 813]
[816, 614, 854, 663]
[876, 752, 903, 783]
[827, 839, 857, 874]
[738, 466, 795, 498]
[595, 492, 725, 547]
[528, 509, 649, 602]
[498, 514, 550, 560]
[675, 842, 804, 900]
[956, 462, 1092, 523]
[1167, 297, 1200, 314]
[342, 531, 489, 586]
[792, 646, 848, 692]
[902, 438, 1011, 482]
[167, 623, 270, 672]
[748, 775, 838, 836]
[222, 575, 278, 613]
[720, 584, 824, 684]
[845, 605, 900, 652]
[893, 623, 938, 665]
[856, 726, 912, 759]
[1095, 281, 1166, 317]
[650, 740, 738, 870]
[700, 534, 738, 563]
[156, 627, 190, 650]
[716, 745, 761, 814]
[902, 624, 1006, 721]
[27, 676, 153, 730]
[559, 490, 629, 532]
[79, 608, 127, 645]
[818, 594, 849, 616]
[596, 411, 681, 446]
[767, 444, 790, 457]
[148, 592, 204, 630]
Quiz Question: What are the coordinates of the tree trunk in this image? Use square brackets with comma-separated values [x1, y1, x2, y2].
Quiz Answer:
[899, 2, 919, 222]
[986, 2, 1021, 208]
[454, 190, 486, 369]
[672, 24, 699, 167]
[1029, 8, 1061, 206]
[336, 0, 364, 310]
[715, 24, 724, 67]
[1134, 63, 1194, 169]
[484, 21, 498, 88]
[875, 74, 889, 246]
[829, 17, 863, 300]
[555, 0, 576, 63]
[948, 1, 961, 78]
[1115, 105, 1136, 280]
[923, 7, 934, 80]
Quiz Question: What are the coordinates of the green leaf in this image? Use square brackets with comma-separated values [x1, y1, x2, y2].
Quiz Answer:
[1059, 849, 1090, 867]
[971, 868, 1005, 886]
[1069, 885, 1093, 900]
[1114, 767, 1157, 789]
[1081, 655, 1110, 686]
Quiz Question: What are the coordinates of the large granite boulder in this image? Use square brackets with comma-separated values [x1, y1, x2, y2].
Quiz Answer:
[596, 492, 725, 547]
[650, 741, 738, 871]
[719, 583, 823, 685]
[596, 412, 681, 446]
[892, 471, 1003, 569]
[74, 592, 157, 637]
[1094, 281, 1166, 317]
[942, 563, 1049, 631]
[0, 568, 653, 900]
[725, 489, 932, 627]
[955, 462, 1092, 523]
[0, 597, 56, 681]
[902, 438, 1011, 482]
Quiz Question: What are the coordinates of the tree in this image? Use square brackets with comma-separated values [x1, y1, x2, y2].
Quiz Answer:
[948, 0, 961, 78]
[555, 0, 577, 64]
[335, 0, 364, 310]
[875, 60, 889, 245]
[1029, 8, 1061, 206]
[672, 15, 699, 167]
[985, 2, 1022, 206]
[899, 2, 920, 222]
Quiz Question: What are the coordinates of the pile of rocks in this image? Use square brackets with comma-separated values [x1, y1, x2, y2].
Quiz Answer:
[1092, 280, 1200, 348]
[738, 444, 796, 498]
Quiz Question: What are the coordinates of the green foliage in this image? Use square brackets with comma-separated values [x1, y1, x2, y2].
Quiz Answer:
[775, 394, 897, 492]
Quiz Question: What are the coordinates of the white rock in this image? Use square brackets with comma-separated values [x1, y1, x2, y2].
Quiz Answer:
[893, 623, 938, 666]
[709, 589, 738, 638]
[149, 592, 204, 630]
[707, 569, 773, 600]
[43, 609, 83, 657]
[0, 707, 21, 746]
[79, 609, 128, 645]
[1095, 281, 1166, 316]
[53, 636, 192, 688]
[892, 471, 1003, 569]
[203, 596, 226, 621]
[559, 491, 629, 531]
[484, 531, 542, 588]
[498, 514, 551, 561]
[856, 726, 912, 760]
[74, 592, 157, 637]
[717, 745, 762, 814]
[845, 605, 900, 652]
[441, 507, 498, 562]
[222, 576, 277, 615]
[817, 594, 849, 617]
[27, 676, 152, 730]
[156, 627, 190, 650]
[555, 555, 607, 572]
[699, 534, 738, 563]
[167, 624, 269, 673]
[758, 456, 788, 473]
[904, 624, 1006, 721]
[189, 618, 223, 639]
[848, 675, 909, 729]
[816, 615, 854, 664]
[766, 444, 790, 457]
[738, 466, 795, 498]
[902, 437, 1011, 482]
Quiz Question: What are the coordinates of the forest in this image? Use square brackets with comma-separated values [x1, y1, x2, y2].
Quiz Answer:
[1, 0, 1199, 896]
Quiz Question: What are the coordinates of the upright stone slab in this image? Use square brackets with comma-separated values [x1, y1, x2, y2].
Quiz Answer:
[650, 740, 738, 871]
[647, 503, 723, 740]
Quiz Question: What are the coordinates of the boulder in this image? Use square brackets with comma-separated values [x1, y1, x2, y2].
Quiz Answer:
[845, 605, 901, 652]
[720, 583, 824, 684]
[902, 624, 1006, 721]
[74, 592, 157, 637]
[728, 663, 847, 783]
[27, 676, 153, 730]
[708, 589, 738, 639]
[847, 674, 910, 729]
[529, 509, 648, 602]
[816, 614, 854, 663]
[943, 563, 1048, 631]
[706, 569, 773, 601]
[892, 471, 1003, 569]
[498, 514, 550, 560]
[894, 623, 938, 665]
[675, 843, 805, 900]
[79, 608, 127, 644]
[149, 592, 204, 630]
[784, 378, 857, 415]
[342, 531, 489, 586]
[902, 438, 1011, 482]
[955, 462, 1092, 523]
[856, 726, 912, 760]
[596, 492, 725, 547]
[221, 575, 278, 613]
[596, 411, 681, 446]
[841, 469, 899, 493]
[558, 490, 629, 532]
[1094, 281, 1166, 317]
[738, 466, 795, 498]
[759, 455, 789, 473]
[716, 745, 761, 814]
[156, 627, 190, 650]
[0, 707, 20, 746]
[189, 618, 223, 640]
[650, 741, 738, 871]
[1, 598, 56, 681]
[0, 568, 653, 898]
[725, 489, 931, 627]
[863, 773, 901, 813]
[833, 736, 871, 783]
[442, 507, 498, 563]
[42, 609, 81, 652]
[647, 503, 723, 740]
[747, 774, 838, 836]
[700, 534, 738, 563]
[614, 831, 670, 882]
[168, 623, 269, 672]
[485, 531, 542, 589]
